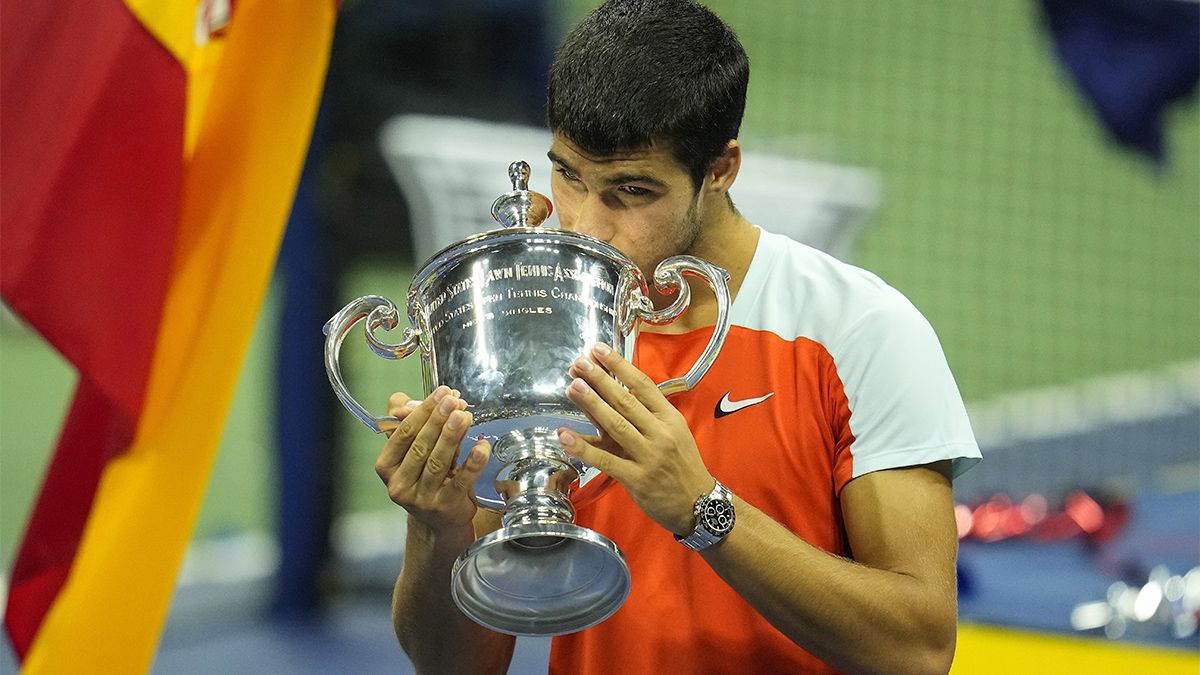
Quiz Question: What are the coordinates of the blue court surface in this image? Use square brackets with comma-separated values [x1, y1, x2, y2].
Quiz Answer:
[2, 491, 1191, 674]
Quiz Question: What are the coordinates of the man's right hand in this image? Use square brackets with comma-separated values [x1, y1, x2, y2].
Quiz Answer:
[375, 385, 492, 533]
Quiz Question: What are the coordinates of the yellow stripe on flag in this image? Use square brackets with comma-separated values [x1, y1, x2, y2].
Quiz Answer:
[22, 1, 335, 672]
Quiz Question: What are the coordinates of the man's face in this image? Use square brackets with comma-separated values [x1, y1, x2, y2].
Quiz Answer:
[547, 133, 703, 281]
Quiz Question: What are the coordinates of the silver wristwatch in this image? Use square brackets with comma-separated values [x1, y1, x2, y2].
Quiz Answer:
[675, 480, 736, 551]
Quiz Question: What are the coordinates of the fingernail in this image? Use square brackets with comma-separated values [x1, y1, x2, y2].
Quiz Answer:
[593, 342, 611, 356]
[451, 389, 461, 398]
[558, 429, 576, 447]
[573, 357, 594, 373]
[405, 400, 420, 409]
[469, 441, 488, 465]
[433, 386, 450, 401]
[438, 396, 456, 414]
[570, 378, 589, 394]
[447, 411, 464, 430]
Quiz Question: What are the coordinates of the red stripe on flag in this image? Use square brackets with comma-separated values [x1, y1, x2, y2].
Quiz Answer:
[1, 0, 184, 415]
[3, 382, 131, 656]
[0, 0, 185, 659]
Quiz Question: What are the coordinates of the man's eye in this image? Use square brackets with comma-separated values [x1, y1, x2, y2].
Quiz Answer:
[555, 168, 580, 182]
[618, 185, 651, 197]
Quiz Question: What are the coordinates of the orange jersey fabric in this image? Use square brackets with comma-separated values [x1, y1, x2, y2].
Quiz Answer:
[549, 229, 980, 674]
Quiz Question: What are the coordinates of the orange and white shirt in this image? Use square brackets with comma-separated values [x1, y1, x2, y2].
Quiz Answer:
[549, 228, 981, 674]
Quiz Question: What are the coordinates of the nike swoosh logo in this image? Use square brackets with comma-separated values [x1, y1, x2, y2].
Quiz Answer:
[714, 392, 775, 418]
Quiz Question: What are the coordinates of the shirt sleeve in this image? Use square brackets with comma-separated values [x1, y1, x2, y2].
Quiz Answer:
[830, 287, 981, 494]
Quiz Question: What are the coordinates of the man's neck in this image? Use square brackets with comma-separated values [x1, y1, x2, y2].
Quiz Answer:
[645, 205, 759, 334]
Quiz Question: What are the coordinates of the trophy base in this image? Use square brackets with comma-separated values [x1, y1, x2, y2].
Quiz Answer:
[450, 521, 630, 636]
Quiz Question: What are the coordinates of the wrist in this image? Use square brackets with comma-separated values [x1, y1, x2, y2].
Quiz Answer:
[671, 476, 718, 535]
[675, 479, 736, 551]
[407, 517, 475, 553]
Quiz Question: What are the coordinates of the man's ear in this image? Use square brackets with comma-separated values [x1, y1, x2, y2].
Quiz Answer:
[705, 139, 742, 198]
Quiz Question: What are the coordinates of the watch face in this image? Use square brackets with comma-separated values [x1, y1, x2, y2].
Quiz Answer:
[701, 498, 735, 537]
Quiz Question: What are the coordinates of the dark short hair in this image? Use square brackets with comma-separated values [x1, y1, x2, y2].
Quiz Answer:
[547, 0, 749, 189]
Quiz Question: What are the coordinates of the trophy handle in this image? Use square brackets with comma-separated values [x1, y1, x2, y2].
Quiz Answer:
[323, 295, 422, 433]
[628, 256, 732, 397]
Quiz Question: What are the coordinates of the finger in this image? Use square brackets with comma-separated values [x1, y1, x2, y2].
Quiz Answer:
[573, 431, 603, 445]
[566, 376, 649, 450]
[563, 428, 627, 459]
[416, 409, 473, 493]
[588, 342, 675, 416]
[569, 354, 658, 434]
[558, 428, 632, 482]
[586, 433, 630, 460]
[375, 386, 451, 480]
[393, 390, 460, 486]
[443, 437, 492, 498]
[387, 392, 421, 418]
[380, 395, 421, 436]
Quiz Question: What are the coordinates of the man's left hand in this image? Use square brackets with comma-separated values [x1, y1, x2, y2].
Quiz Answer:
[559, 342, 715, 535]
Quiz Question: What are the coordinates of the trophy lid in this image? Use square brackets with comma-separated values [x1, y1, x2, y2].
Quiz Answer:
[408, 161, 639, 300]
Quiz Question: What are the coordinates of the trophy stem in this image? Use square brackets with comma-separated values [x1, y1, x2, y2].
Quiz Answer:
[503, 488, 574, 531]
[493, 428, 578, 519]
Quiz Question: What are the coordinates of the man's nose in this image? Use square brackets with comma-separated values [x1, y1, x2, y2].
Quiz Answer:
[567, 194, 615, 242]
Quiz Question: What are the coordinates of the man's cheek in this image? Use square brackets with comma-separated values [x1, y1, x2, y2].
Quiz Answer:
[558, 210, 577, 231]
[552, 199, 576, 230]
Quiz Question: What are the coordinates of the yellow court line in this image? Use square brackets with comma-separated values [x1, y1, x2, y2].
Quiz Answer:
[953, 623, 1198, 674]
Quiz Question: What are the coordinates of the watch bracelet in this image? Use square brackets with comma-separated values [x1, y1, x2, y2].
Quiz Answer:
[675, 480, 734, 550]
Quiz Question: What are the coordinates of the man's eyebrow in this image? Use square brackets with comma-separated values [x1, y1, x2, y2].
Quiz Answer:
[547, 150, 574, 172]
[546, 151, 668, 189]
[605, 173, 667, 189]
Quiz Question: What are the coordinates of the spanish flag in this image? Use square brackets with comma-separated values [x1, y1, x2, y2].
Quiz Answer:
[1, 0, 335, 670]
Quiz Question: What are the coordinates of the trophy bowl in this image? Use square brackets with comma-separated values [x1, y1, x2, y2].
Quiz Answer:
[324, 161, 730, 636]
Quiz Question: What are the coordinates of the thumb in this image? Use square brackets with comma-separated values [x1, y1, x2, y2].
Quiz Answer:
[558, 428, 630, 481]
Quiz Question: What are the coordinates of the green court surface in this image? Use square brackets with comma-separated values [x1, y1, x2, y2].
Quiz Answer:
[2, 1, 1198, 568]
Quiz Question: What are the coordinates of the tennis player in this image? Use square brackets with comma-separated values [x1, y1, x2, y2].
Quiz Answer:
[374, 1, 981, 672]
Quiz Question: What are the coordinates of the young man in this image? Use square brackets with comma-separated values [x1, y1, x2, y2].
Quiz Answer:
[373, 1, 981, 673]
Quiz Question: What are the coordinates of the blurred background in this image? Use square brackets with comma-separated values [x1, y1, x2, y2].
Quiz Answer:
[2, 0, 1197, 672]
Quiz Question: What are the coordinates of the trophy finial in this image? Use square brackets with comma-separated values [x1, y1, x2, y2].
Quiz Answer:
[492, 160, 553, 228]
[509, 161, 531, 191]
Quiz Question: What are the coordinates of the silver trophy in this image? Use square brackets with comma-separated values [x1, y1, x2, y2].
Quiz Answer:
[324, 161, 731, 636]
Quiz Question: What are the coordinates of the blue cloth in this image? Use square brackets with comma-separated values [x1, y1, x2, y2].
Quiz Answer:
[1040, 0, 1199, 163]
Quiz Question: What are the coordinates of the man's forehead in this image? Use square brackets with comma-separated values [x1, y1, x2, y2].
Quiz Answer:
[549, 135, 653, 160]
[548, 134, 683, 176]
